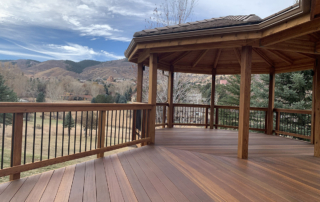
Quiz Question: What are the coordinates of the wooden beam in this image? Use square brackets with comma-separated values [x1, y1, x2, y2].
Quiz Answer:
[210, 69, 216, 129]
[267, 50, 293, 65]
[297, 52, 318, 59]
[148, 53, 158, 144]
[150, 40, 247, 53]
[213, 49, 222, 69]
[171, 51, 191, 65]
[316, 41, 320, 53]
[311, 0, 320, 20]
[260, 41, 318, 55]
[233, 48, 241, 65]
[167, 65, 174, 128]
[159, 52, 176, 61]
[136, 63, 143, 102]
[260, 17, 320, 46]
[253, 48, 274, 67]
[314, 57, 320, 156]
[238, 46, 252, 159]
[267, 68, 275, 135]
[137, 49, 150, 63]
[192, 50, 209, 68]
[10, 113, 23, 181]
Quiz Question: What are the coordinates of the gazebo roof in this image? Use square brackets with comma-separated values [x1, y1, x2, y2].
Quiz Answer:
[125, 0, 320, 75]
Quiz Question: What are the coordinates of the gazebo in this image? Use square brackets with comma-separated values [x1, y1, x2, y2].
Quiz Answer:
[125, 0, 320, 159]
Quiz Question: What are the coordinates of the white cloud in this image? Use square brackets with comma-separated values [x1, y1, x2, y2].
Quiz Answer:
[7, 42, 124, 61]
[0, 50, 53, 60]
[0, 0, 154, 42]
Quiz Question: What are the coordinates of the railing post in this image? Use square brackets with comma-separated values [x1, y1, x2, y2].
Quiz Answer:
[97, 111, 106, 158]
[132, 110, 137, 141]
[141, 110, 147, 146]
[215, 107, 219, 129]
[205, 107, 209, 129]
[276, 111, 280, 135]
[162, 105, 166, 128]
[10, 113, 23, 181]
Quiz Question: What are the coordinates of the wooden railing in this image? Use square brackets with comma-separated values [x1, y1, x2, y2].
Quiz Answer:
[274, 108, 312, 140]
[0, 103, 153, 180]
[156, 103, 313, 141]
[155, 103, 168, 128]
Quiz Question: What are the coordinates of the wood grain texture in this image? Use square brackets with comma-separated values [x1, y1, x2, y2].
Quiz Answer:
[10, 113, 24, 180]
[1, 128, 319, 202]
[238, 46, 252, 159]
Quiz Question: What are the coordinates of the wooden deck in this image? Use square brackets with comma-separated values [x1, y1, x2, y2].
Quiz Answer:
[0, 128, 320, 202]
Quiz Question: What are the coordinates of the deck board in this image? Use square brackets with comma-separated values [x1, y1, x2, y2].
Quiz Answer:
[0, 128, 319, 202]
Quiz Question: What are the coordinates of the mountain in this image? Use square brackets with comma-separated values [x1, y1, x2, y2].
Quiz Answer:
[1, 58, 138, 80]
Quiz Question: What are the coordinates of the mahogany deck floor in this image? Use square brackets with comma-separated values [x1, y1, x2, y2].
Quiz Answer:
[0, 128, 319, 202]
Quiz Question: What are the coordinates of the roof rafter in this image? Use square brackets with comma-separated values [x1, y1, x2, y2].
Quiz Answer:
[213, 49, 222, 69]
[253, 48, 274, 67]
[171, 51, 192, 65]
[267, 50, 293, 65]
[192, 50, 209, 68]
[233, 48, 241, 65]
[260, 17, 320, 46]
[137, 49, 150, 63]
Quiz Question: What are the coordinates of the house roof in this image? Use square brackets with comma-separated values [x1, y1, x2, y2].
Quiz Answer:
[133, 15, 262, 37]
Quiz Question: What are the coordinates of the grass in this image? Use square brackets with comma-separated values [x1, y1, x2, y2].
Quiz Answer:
[0, 110, 140, 183]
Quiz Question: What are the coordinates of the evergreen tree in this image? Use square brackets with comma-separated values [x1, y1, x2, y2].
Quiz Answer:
[0, 74, 17, 125]
[118, 95, 127, 103]
[114, 93, 120, 103]
[64, 112, 75, 128]
[36, 92, 45, 102]
[92, 94, 114, 103]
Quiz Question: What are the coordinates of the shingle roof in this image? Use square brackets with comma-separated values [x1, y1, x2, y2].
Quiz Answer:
[133, 14, 262, 37]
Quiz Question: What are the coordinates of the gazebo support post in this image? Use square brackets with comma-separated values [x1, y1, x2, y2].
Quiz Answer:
[267, 67, 275, 135]
[210, 69, 216, 129]
[314, 57, 320, 157]
[167, 65, 174, 128]
[238, 46, 252, 159]
[148, 54, 158, 144]
[136, 63, 143, 102]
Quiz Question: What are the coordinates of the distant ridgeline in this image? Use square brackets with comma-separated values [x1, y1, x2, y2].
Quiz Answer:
[64, 60, 102, 73]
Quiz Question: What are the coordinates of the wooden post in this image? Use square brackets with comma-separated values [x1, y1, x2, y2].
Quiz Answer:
[10, 113, 23, 181]
[238, 46, 252, 159]
[167, 65, 174, 128]
[162, 106, 166, 128]
[148, 53, 158, 144]
[97, 111, 106, 158]
[205, 107, 209, 129]
[215, 107, 219, 129]
[137, 63, 143, 102]
[311, 63, 316, 144]
[267, 67, 275, 135]
[276, 111, 280, 134]
[314, 57, 320, 157]
[132, 110, 137, 141]
[210, 69, 216, 129]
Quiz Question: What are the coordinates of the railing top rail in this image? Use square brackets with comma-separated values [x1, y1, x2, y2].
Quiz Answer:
[156, 103, 169, 106]
[0, 103, 154, 113]
[215, 105, 268, 111]
[173, 103, 210, 108]
[273, 108, 312, 114]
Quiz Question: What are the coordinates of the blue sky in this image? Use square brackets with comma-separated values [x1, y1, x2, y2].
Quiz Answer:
[0, 0, 296, 62]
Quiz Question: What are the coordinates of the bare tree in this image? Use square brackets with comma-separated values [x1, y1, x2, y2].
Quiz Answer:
[146, 0, 197, 28]
[46, 81, 64, 102]
[143, 0, 197, 104]
[70, 82, 85, 100]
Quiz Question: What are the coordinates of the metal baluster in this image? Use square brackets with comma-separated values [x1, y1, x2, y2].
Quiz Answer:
[85, 111, 88, 151]
[48, 112, 51, 159]
[80, 111, 83, 152]
[10, 114, 15, 167]
[106, 111, 109, 147]
[110, 110, 113, 146]
[1, 113, 5, 169]
[68, 112, 71, 155]
[55, 112, 58, 158]
[32, 112, 36, 163]
[74, 111, 77, 154]
[62, 112, 65, 156]
[95, 111, 98, 149]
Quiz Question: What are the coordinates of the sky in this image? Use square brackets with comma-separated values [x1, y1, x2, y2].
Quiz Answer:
[0, 0, 296, 62]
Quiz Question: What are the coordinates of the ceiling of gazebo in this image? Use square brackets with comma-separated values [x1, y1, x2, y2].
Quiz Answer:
[126, 0, 320, 75]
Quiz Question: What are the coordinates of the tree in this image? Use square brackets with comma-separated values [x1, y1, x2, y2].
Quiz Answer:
[46, 81, 64, 102]
[118, 95, 127, 103]
[92, 94, 114, 103]
[144, 0, 197, 104]
[64, 112, 75, 128]
[36, 92, 46, 102]
[0, 73, 17, 125]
